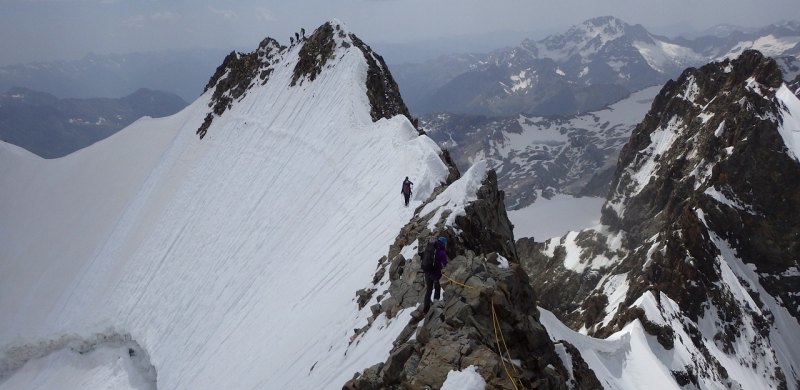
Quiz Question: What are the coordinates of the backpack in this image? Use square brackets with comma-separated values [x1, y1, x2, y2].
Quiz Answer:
[420, 238, 437, 272]
[402, 181, 411, 194]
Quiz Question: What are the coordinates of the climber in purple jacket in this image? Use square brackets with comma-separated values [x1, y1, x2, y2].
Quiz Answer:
[422, 236, 449, 314]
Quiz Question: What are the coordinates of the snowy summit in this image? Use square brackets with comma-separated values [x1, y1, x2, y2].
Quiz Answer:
[0, 21, 463, 389]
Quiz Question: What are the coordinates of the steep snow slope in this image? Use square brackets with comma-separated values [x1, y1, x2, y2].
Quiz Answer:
[0, 22, 454, 389]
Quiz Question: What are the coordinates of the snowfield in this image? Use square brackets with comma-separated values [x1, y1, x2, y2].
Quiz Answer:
[0, 23, 462, 389]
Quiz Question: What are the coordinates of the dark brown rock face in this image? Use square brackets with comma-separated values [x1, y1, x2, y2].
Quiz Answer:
[455, 170, 518, 262]
[346, 171, 600, 389]
[197, 38, 285, 139]
[519, 50, 800, 388]
[291, 22, 336, 87]
[349, 34, 413, 126]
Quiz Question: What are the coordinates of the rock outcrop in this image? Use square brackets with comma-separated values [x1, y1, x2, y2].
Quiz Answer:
[197, 38, 285, 139]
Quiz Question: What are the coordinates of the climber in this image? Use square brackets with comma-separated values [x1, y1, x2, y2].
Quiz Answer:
[401, 177, 414, 207]
[421, 236, 449, 314]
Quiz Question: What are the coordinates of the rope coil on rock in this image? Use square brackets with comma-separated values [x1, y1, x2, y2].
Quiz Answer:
[441, 272, 522, 389]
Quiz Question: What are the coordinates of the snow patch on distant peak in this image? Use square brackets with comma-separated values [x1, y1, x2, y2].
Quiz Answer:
[510, 70, 534, 92]
[633, 40, 702, 73]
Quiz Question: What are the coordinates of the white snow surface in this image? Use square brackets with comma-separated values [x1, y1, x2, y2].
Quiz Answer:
[440, 365, 486, 390]
[777, 84, 800, 162]
[507, 194, 604, 240]
[0, 24, 462, 389]
[540, 307, 681, 390]
[0, 345, 153, 390]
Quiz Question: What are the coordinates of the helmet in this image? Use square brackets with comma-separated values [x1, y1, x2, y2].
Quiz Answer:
[438, 236, 447, 246]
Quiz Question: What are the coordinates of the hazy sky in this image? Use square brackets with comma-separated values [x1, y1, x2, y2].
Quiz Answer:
[1, 0, 799, 65]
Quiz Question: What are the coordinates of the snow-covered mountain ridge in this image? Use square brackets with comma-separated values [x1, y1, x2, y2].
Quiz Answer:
[519, 50, 800, 389]
[0, 21, 473, 389]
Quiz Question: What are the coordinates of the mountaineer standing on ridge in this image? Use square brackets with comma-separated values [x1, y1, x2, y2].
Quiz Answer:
[418, 236, 448, 315]
[401, 177, 413, 207]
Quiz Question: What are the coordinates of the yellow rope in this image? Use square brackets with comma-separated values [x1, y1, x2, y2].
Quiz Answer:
[441, 272, 475, 289]
[441, 272, 522, 389]
[493, 300, 519, 376]
[491, 299, 519, 390]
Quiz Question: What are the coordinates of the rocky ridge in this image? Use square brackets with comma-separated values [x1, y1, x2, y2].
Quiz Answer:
[345, 169, 601, 389]
[518, 50, 800, 389]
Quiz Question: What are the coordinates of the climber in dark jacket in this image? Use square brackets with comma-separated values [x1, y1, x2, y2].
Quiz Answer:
[422, 236, 449, 314]
[401, 177, 413, 206]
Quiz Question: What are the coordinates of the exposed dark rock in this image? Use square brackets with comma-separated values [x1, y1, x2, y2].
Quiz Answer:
[559, 341, 603, 390]
[291, 23, 336, 87]
[197, 38, 285, 139]
[455, 170, 517, 261]
[349, 34, 414, 126]
[438, 149, 461, 185]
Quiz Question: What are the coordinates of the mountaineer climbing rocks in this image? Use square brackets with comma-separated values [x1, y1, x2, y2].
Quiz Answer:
[420, 236, 449, 314]
[401, 177, 413, 207]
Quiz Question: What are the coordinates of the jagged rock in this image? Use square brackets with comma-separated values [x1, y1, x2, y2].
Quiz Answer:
[348, 34, 414, 127]
[371, 266, 386, 285]
[438, 149, 461, 185]
[291, 22, 336, 87]
[388, 254, 406, 281]
[355, 288, 376, 309]
[454, 170, 517, 261]
[519, 50, 800, 388]
[558, 341, 603, 390]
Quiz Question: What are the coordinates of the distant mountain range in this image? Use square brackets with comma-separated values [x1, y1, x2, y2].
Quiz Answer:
[396, 17, 800, 117]
[0, 48, 233, 102]
[418, 17, 800, 210]
[0, 87, 186, 158]
[423, 86, 662, 209]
